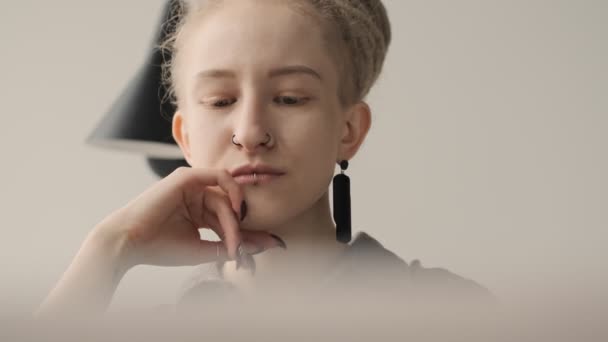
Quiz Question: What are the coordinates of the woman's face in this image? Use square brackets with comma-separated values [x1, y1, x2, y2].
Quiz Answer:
[172, 0, 363, 229]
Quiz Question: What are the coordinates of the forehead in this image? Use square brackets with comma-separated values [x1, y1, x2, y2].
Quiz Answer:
[179, 0, 336, 80]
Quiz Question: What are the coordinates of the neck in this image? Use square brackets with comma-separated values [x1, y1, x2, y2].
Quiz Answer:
[222, 192, 348, 294]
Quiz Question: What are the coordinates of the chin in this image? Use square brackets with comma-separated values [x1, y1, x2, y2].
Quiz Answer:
[239, 194, 296, 231]
[240, 206, 289, 231]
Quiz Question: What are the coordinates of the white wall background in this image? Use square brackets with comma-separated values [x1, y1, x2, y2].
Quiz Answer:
[1, 0, 606, 315]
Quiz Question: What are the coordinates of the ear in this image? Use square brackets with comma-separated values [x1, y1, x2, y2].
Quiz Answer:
[338, 101, 372, 161]
[172, 111, 193, 165]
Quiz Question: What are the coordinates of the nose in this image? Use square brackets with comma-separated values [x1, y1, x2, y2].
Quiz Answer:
[231, 99, 274, 153]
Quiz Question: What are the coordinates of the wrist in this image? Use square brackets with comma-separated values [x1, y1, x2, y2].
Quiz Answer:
[87, 215, 137, 276]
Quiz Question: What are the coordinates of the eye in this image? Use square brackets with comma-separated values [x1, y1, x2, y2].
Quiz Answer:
[274, 96, 309, 106]
[209, 98, 237, 108]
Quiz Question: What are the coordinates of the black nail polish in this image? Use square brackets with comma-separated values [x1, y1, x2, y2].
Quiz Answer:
[240, 200, 248, 221]
[270, 234, 287, 250]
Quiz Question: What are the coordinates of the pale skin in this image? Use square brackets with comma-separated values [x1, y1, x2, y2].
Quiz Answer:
[35, 0, 371, 317]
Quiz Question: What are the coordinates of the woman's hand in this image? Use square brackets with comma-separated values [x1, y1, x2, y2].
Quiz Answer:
[35, 167, 283, 318]
[105, 166, 282, 271]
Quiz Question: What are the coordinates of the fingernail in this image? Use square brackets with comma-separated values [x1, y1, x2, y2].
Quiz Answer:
[269, 234, 287, 250]
[243, 242, 266, 255]
[240, 200, 248, 221]
[235, 242, 255, 275]
[241, 253, 256, 276]
[235, 243, 245, 270]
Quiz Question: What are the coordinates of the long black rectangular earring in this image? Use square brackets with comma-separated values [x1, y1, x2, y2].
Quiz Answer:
[333, 160, 351, 243]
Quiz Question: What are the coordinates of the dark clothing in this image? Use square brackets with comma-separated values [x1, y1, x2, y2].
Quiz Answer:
[174, 231, 496, 315]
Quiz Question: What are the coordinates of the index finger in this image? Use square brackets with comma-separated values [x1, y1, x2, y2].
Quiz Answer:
[177, 167, 245, 220]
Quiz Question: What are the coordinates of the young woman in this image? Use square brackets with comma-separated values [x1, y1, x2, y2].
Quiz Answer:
[36, 0, 493, 319]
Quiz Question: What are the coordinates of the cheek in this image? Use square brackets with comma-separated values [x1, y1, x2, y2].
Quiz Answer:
[288, 112, 340, 180]
[286, 101, 341, 154]
[184, 116, 228, 167]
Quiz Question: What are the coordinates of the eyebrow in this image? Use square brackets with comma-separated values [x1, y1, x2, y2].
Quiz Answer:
[194, 65, 323, 82]
[269, 65, 322, 81]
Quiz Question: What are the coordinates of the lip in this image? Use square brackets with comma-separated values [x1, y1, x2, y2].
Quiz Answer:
[230, 164, 286, 178]
[233, 173, 283, 185]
